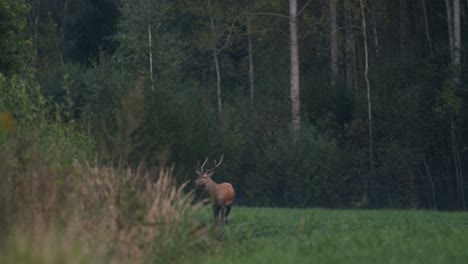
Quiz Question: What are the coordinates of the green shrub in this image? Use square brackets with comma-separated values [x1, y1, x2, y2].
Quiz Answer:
[0, 73, 48, 124]
[244, 125, 345, 207]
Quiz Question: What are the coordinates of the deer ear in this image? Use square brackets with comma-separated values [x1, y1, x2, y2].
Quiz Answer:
[207, 171, 215, 177]
[196, 169, 202, 175]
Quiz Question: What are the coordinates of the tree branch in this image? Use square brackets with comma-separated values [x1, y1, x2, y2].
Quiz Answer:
[244, 12, 289, 19]
[216, 16, 243, 54]
[298, 0, 313, 16]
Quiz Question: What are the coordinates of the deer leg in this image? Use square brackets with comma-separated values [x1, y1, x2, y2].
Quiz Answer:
[220, 207, 226, 224]
[225, 205, 232, 224]
[213, 205, 221, 224]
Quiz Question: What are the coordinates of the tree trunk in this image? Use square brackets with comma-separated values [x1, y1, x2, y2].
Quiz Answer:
[424, 158, 437, 208]
[453, 0, 461, 90]
[399, 0, 409, 63]
[289, 0, 301, 138]
[370, 1, 380, 60]
[344, 1, 357, 94]
[58, 0, 69, 66]
[445, 0, 454, 64]
[444, 0, 464, 209]
[360, 0, 374, 203]
[208, 0, 223, 120]
[420, 0, 433, 56]
[450, 115, 465, 209]
[247, 16, 255, 104]
[329, 0, 339, 86]
[147, 0, 154, 90]
[451, 0, 464, 209]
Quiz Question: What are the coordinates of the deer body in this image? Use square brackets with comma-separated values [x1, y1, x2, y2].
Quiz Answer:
[204, 180, 235, 207]
[195, 155, 235, 224]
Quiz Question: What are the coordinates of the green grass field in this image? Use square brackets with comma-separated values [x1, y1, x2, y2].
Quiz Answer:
[188, 207, 468, 264]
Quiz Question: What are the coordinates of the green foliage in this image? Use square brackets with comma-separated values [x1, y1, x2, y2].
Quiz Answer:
[0, 0, 33, 76]
[114, 0, 187, 79]
[36, 62, 88, 114]
[373, 140, 419, 207]
[139, 82, 220, 167]
[0, 73, 47, 123]
[82, 52, 128, 131]
[0, 72, 96, 166]
[245, 126, 344, 207]
[434, 79, 462, 118]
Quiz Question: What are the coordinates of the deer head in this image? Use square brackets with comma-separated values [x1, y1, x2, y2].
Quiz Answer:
[195, 154, 224, 186]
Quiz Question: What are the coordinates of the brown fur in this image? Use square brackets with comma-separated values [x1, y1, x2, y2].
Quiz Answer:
[195, 156, 235, 224]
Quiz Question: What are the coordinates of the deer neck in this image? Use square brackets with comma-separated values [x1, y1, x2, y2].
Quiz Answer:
[204, 178, 218, 197]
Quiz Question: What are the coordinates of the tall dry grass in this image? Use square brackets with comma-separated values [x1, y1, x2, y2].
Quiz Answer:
[0, 143, 211, 263]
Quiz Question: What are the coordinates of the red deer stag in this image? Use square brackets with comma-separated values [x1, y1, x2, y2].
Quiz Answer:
[195, 155, 235, 224]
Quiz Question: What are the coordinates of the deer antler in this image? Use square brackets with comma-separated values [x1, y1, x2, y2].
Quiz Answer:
[207, 154, 224, 172]
[197, 157, 209, 172]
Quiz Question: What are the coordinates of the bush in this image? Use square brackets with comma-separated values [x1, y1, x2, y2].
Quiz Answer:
[243, 125, 345, 207]
[0, 73, 48, 123]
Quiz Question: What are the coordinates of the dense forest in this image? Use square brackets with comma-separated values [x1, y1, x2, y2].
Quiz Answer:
[1, 0, 467, 210]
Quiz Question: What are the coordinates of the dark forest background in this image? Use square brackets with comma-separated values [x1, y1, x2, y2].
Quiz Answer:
[1, 0, 467, 210]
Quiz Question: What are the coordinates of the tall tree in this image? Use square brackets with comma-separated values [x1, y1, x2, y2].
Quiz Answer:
[114, 0, 184, 81]
[452, 0, 461, 90]
[247, 16, 255, 104]
[289, 0, 300, 137]
[399, 0, 409, 63]
[329, 0, 339, 86]
[370, 0, 380, 60]
[360, 0, 373, 203]
[445, 0, 454, 64]
[420, 0, 433, 56]
[146, 0, 154, 90]
[207, 0, 223, 119]
[445, 0, 465, 209]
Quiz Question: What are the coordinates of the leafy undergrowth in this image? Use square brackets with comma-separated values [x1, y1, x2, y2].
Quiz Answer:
[189, 207, 468, 264]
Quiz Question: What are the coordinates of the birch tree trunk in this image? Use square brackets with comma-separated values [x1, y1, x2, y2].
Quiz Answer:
[360, 0, 374, 202]
[450, 0, 465, 209]
[289, 0, 301, 138]
[147, 0, 154, 90]
[456, 0, 465, 210]
[208, 0, 223, 119]
[247, 16, 255, 104]
[329, 0, 339, 86]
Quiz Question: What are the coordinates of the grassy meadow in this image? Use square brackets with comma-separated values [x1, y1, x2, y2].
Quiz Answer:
[189, 207, 468, 264]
